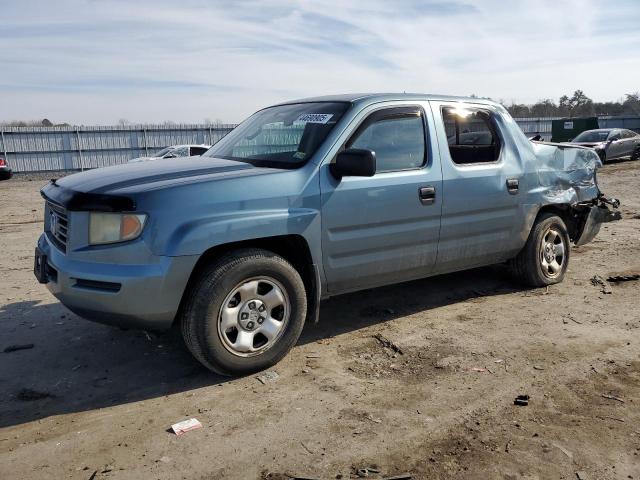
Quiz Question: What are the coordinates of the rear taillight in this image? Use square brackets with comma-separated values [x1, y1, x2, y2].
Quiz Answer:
[0, 158, 6, 167]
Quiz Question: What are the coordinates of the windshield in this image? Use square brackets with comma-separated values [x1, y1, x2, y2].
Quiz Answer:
[152, 147, 173, 157]
[573, 130, 610, 143]
[204, 102, 350, 167]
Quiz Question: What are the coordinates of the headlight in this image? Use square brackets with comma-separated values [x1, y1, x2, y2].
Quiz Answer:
[89, 213, 147, 245]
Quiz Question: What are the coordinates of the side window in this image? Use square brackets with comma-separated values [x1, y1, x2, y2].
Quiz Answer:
[171, 146, 189, 157]
[442, 106, 501, 165]
[347, 108, 426, 172]
[190, 146, 208, 156]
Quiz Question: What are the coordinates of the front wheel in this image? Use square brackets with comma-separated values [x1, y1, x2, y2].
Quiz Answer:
[509, 213, 570, 287]
[631, 145, 640, 161]
[181, 248, 307, 376]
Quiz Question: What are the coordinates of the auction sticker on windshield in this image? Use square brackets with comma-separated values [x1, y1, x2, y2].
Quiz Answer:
[297, 113, 333, 124]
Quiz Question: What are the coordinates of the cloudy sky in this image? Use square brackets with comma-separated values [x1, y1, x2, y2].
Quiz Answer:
[1, 0, 639, 124]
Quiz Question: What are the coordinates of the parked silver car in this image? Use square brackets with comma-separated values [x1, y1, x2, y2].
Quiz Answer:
[128, 144, 211, 163]
[570, 128, 640, 163]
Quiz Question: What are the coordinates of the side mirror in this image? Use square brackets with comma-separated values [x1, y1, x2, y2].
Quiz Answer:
[330, 149, 376, 179]
[163, 154, 177, 159]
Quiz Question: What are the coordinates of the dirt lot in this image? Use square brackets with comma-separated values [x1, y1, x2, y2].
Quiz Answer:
[1, 163, 639, 480]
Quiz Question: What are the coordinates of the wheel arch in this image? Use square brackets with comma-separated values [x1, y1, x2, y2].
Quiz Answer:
[175, 234, 320, 327]
[532, 204, 587, 243]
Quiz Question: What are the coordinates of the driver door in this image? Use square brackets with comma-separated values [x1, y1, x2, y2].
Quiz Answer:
[319, 105, 442, 294]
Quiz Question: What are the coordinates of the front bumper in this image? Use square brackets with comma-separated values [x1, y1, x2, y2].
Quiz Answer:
[36, 233, 199, 330]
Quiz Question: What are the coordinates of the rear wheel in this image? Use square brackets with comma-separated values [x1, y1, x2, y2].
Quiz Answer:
[181, 248, 307, 376]
[631, 145, 640, 161]
[510, 213, 570, 287]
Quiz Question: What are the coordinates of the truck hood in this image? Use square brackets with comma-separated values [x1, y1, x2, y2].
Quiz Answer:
[42, 156, 287, 211]
[54, 156, 278, 195]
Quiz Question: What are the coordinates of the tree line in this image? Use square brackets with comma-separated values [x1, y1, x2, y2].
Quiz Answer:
[504, 91, 640, 118]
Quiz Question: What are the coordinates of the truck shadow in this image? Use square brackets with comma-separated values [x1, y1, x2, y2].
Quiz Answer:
[0, 265, 522, 429]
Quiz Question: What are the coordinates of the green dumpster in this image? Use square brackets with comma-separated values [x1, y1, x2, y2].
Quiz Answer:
[551, 117, 599, 142]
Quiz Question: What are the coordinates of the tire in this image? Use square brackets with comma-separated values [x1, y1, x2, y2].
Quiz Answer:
[181, 248, 307, 376]
[596, 149, 607, 163]
[509, 213, 570, 288]
[631, 145, 640, 161]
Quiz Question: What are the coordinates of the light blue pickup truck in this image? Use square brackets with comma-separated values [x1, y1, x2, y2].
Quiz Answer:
[35, 93, 619, 375]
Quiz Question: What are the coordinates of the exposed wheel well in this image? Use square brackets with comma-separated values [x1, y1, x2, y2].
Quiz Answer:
[535, 204, 586, 242]
[175, 235, 318, 325]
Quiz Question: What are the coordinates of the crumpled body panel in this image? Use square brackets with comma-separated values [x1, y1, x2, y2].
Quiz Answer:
[531, 141, 602, 205]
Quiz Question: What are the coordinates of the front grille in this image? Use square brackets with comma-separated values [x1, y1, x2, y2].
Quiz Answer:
[47, 203, 69, 252]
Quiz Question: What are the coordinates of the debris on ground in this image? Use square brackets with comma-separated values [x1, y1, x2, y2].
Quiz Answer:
[575, 471, 588, 480]
[170, 418, 203, 436]
[355, 466, 380, 477]
[607, 273, 640, 283]
[256, 370, 280, 384]
[514, 394, 529, 406]
[533, 365, 545, 370]
[17, 388, 54, 401]
[470, 367, 488, 373]
[590, 275, 613, 294]
[383, 475, 413, 480]
[553, 443, 573, 459]
[365, 413, 382, 424]
[373, 333, 403, 355]
[3, 343, 34, 353]
[601, 393, 625, 403]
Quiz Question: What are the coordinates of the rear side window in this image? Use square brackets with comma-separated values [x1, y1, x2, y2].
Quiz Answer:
[442, 106, 501, 164]
[190, 146, 208, 156]
[347, 107, 426, 172]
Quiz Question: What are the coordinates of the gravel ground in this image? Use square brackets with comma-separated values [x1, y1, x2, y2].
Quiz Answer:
[0, 161, 639, 480]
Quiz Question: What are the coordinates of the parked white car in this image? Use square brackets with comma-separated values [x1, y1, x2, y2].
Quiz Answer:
[129, 144, 211, 163]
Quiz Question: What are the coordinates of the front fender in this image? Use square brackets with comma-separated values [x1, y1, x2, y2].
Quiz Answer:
[163, 208, 320, 257]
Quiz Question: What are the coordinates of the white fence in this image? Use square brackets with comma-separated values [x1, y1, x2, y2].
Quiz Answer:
[0, 124, 234, 173]
[2, 116, 639, 173]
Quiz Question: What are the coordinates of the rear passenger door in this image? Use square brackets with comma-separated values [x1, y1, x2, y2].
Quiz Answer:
[320, 104, 442, 294]
[430, 102, 526, 272]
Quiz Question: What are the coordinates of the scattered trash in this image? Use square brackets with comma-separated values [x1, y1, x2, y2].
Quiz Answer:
[514, 394, 529, 406]
[576, 471, 588, 480]
[601, 393, 625, 403]
[4, 344, 34, 353]
[300, 441, 314, 454]
[256, 370, 280, 384]
[606, 273, 640, 283]
[505, 439, 512, 453]
[88, 471, 97, 480]
[494, 359, 504, 364]
[159, 456, 171, 463]
[384, 475, 413, 480]
[365, 413, 382, 424]
[533, 365, 545, 371]
[590, 275, 612, 294]
[553, 442, 573, 459]
[373, 333, 403, 355]
[563, 313, 583, 324]
[356, 467, 380, 477]
[170, 418, 202, 435]
[305, 353, 321, 359]
[595, 415, 625, 423]
[17, 388, 54, 401]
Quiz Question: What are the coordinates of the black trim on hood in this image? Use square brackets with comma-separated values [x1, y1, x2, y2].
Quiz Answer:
[41, 180, 136, 212]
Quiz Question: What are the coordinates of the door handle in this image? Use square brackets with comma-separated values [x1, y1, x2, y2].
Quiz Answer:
[419, 186, 436, 205]
[506, 178, 519, 195]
